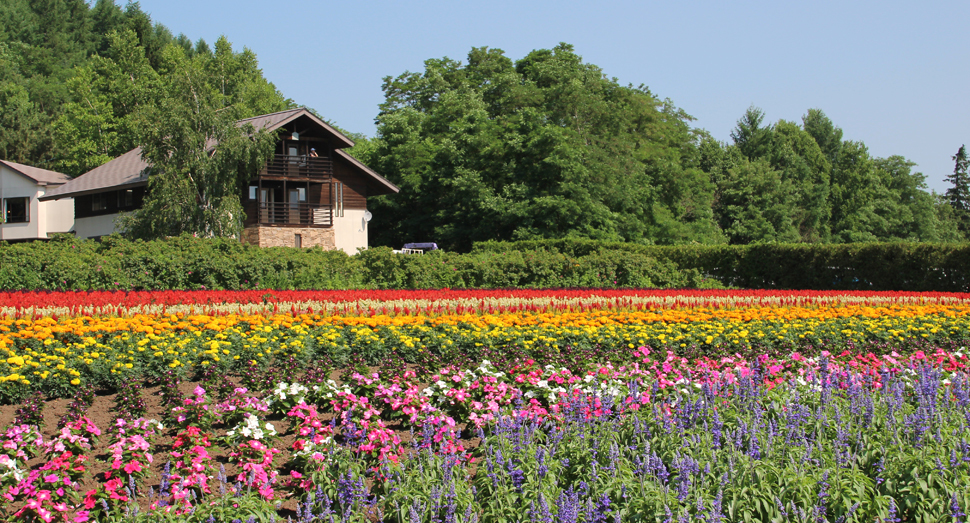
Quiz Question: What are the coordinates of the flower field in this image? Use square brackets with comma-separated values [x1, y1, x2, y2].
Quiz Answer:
[0, 289, 968, 522]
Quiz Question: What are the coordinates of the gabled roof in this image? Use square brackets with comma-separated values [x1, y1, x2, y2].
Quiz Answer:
[41, 107, 374, 201]
[335, 149, 399, 196]
[0, 160, 71, 186]
[238, 108, 356, 149]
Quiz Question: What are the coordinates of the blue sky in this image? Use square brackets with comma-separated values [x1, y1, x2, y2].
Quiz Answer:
[133, 0, 969, 193]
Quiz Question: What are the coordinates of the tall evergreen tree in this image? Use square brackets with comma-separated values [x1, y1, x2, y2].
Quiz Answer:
[945, 145, 970, 232]
[730, 106, 772, 160]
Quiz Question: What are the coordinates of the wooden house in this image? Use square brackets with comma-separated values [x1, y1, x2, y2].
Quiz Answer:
[40, 108, 399, 253]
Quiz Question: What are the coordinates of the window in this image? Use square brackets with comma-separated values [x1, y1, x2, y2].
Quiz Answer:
[92, 193, 107, 212]
[2, 197, 29, 223]
[249, 186, 258, 200]
[118, 189, 134, 208]
[334, 181, 344, 217]
[294, 234, 302, 248]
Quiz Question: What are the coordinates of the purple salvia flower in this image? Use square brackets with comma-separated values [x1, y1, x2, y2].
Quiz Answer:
[556, 488, 581, 523]
[953, 493, 966, 523]
[884, 498, 901, 523]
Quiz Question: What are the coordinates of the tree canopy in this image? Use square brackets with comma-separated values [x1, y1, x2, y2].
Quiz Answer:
[0, 9, 963, 248]
[357, 45, 963, 249]
[360, 44, 721, 251]
[117, 44, 280, 239]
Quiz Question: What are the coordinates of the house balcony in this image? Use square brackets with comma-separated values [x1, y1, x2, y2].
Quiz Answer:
[259, 154, 333, 180]
[244, 202, 333, 227]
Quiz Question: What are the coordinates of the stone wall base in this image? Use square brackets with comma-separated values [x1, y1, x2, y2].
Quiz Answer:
[241, 226, 336, 249]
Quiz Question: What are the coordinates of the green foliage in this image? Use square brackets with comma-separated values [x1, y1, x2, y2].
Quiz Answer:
[0, 0, 291, 181]
[946, 145, 970, 233]
[354, 245, 704, 290]
[368, 43, 722, 250]
[118, 47, 277, 238]
[0, 236, 712, 291]
[4, 236, 970, 293]
[0, 235, 369, 291]
[716, 107, 961, 244]
[476, 238, 970, 291]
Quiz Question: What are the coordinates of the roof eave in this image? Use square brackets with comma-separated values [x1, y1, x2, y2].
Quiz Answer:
[252, 109, 356, 149]
[39, 180, 148, 201]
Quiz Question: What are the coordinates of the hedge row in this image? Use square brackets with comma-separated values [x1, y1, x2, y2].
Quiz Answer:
[0, 235, 713, 291]
[473, 239, 970, 291]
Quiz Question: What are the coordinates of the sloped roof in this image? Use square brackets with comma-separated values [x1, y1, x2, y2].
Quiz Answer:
[41, 108, 369, 201]
[0, 160, 71, 186]
[334, 149, 399, 196]
[237, 108, 356, 149]
[40, 148, 149, 200]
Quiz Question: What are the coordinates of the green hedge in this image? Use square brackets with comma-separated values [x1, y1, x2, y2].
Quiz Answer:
[8, 236, 964, 291]
[473, 239, 970, 291]
[0, 235, 713, 291]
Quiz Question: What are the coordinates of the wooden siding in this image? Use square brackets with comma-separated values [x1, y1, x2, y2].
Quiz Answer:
[332, 155, 367, 210]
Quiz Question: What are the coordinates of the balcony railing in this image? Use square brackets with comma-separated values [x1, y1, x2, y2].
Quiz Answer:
[260, 154, 333, 179]
[251, 202, 332, 227]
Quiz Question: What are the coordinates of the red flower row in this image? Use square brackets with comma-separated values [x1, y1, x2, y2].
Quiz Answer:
[3, 288, 968, 312]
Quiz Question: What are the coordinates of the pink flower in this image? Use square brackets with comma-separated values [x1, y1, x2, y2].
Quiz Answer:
[36, 507, 53, 523]
[124, 460, 143, 474]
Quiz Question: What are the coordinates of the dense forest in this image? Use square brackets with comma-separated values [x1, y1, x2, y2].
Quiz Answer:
[357, 44, 969, 249]
[2, 1, 967, 249]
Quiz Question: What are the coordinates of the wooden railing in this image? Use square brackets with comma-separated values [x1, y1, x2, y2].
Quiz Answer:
[252, 202, 332, 227]
[260, 154, 333, 179]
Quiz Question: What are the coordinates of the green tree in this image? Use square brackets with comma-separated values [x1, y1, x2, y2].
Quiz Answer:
[870, 156, 946, 241]
[52, 29, 160, 175]
[0, 42, 52, 164]
[802, 108, 843, 164]
[715, 157, 800, 244]
[767, 120, 831, 241]
[730, 106, 773, 160]
[945, 145, 970, 232]
[368, 43, 721, 250]
[118, 45, 278, 239]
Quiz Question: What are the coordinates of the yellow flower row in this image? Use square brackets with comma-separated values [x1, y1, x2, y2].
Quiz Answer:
[0, 303, 968, 395]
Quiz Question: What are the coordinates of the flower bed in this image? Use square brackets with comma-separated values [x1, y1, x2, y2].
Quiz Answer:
[2, 298, 970, 400]
[0, 350, 967, 522]
[0, 289, 968, 521]
[3, 289, 969, 318]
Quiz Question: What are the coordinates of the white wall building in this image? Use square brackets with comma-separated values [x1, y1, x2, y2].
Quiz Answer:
[0, 160, 74, 241]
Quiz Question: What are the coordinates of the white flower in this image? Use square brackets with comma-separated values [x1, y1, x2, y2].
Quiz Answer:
[536, 380, 548, 388]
